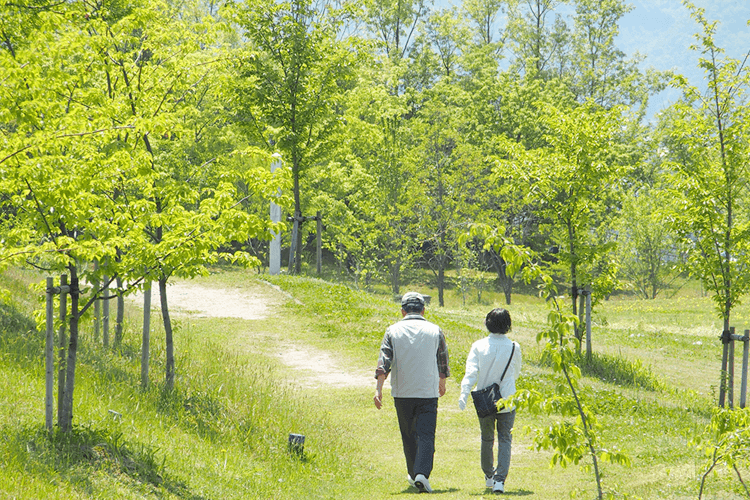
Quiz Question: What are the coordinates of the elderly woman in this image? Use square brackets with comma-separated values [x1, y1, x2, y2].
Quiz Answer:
[458, 308, 522, 494]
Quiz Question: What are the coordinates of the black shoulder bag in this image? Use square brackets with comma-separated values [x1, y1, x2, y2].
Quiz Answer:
[470, 343, 516, 418]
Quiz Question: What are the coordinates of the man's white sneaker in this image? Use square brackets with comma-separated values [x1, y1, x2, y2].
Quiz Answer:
[493, 480, 505, 493]
[414, 474, 432, 493]
[485, 476, 495, 487]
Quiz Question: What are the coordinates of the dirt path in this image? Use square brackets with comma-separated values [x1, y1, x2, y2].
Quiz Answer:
[132, 280, 374, 389]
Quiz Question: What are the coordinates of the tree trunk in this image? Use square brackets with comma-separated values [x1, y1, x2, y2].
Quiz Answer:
[438, 265, 445, 307]
[391, 257, 401, 296]
[502, 277, 513, 305]
[160, 277, 175, 391]
[571, 261, 581, 353]
[293, 157, 303, 274]
[490, 251, 513, 305]
[569, 222, 582, 353]
[578, 291, 586, 352]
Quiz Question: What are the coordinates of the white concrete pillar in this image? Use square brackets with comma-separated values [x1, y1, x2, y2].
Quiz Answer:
[270, 153, 282, 275]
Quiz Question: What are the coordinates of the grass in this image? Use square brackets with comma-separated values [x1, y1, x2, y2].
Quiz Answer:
[0, 265, 748, 499]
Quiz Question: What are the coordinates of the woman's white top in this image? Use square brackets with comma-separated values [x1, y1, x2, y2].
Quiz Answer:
[459, 333, 522, 413]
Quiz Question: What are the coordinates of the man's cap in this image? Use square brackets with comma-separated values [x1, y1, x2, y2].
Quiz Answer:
[401, 291, 425, 308]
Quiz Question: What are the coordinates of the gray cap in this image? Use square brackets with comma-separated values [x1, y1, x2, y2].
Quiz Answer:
[401, 291, 425, 308]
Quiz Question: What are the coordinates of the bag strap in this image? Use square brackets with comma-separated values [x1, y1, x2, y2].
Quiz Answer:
[498, 343, 516, 382]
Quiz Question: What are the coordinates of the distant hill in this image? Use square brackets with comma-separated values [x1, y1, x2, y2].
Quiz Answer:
[619, 0, 750, 118]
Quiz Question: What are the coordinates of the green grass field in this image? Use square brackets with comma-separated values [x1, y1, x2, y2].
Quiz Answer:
[0, 266, 748, 499]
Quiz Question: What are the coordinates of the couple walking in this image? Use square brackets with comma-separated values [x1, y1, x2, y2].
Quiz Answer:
[373, 292, 522, 494]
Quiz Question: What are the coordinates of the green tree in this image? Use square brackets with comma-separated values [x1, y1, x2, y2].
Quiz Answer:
[0, 0, 276, 428]
[413, 84, 477, 307]
[463, 0, 506, 47]
[463, 69, 571, 305]
[505, 0, 571, 78]
[348, 0, 433, 294]
[0, 0, 141, 429]
[362, 0, 428, 64]
[226, 0, 358, 274]
[514, 297, 631, 500]
[333, 61, 428, 293]
[496, 101, 628, 350]
[424, 7, 471, 79]
[307, 152, 384, 288]
[663, 3, 750, 387]
[615, 186, 683, 299]
[694, 407, 750, 498]
[79, 0, 274, 391]
[569, 0, 668, 116]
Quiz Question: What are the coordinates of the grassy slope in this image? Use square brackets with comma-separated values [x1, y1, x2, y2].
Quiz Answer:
[0, 266, 747, 499]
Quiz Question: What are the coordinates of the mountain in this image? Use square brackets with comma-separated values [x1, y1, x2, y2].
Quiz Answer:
[619, 0, 750, 116]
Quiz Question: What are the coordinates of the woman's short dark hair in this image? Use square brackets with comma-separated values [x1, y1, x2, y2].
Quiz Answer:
[485, 308, 511, 334]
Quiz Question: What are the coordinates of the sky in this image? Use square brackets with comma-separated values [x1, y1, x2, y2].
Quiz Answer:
[437, 0, 750, 117]
[617, 0, 750, 115]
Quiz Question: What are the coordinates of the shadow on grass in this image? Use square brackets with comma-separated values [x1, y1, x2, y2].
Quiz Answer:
[500, 489, 535, 496]
[396, 487, 462, 495]
[5, 423, 207, 499]
[397, 487, 534, 496]
[539, 348, 668, 392]
[156, 385, 231, 442]
[461, 488, 535, 497]
[0, 302, 43, 370]
[0, 301, 148, 400]
[0, 300, 206, 434]
[575, 351, 669, 392]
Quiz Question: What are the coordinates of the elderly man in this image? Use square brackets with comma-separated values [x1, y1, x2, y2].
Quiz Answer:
[374, 291, 450, 494]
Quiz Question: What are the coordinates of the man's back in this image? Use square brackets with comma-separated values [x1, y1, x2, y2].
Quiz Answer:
[387, 315, 442, 398]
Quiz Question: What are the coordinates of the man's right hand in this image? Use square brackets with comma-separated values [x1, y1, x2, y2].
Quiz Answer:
[374, 392, 383, 409]
[374, 373, 386, 409]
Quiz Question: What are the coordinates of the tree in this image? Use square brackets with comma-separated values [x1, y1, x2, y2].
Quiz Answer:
[0, 0, 276, 428]
[316, 56, 426, 292]
[460, 50, 564, 304]
[664, 3, 750, 357]
[615, 186, 683, 299]
[77, 0, 275, 392]
[0, 0, 142, 429]
[505, 0, 571, 78]
[413, 83, 477, 307]
[569, 0, 669, 117]
[496, 101, 628, 350]
[569, 0, 633, 105]
[424, 7, 471, 79]
[307, 153, 384, 288]
[463, 0, 506, 47]
[694, 407, 750, 498]
[226, 0, 359, 274]
[362, 0, 428, 64]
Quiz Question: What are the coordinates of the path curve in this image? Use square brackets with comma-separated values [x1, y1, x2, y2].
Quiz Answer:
[132, 280, 374, 389]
